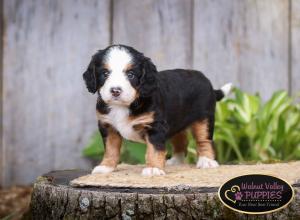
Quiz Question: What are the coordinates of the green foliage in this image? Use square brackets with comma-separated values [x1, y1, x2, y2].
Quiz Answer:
[82, 89, 300, 164]
[82, 133, 147, 163]
[214, 88, 300, 163]
[82, 133, 104, 160]
[121, 140, 146, 164]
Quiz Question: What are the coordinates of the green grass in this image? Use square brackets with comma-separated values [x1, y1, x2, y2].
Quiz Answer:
[82, 88, 300, 164]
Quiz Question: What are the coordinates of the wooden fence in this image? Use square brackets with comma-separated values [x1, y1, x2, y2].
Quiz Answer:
[1, 0, 299, 186]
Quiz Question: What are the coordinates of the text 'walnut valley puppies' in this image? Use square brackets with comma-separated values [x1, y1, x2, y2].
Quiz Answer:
[83, 45, 232, 176]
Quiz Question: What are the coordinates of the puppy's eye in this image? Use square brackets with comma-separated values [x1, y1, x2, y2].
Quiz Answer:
[127, 71, 135, 79]
[103, 70, 110, 78]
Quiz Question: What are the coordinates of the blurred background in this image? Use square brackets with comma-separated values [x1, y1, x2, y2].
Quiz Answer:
[1, 0, 300, 218]
[1, 0, 300, 189]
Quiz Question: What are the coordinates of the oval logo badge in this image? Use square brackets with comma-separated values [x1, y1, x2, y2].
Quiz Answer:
[218, 174, 294, 214]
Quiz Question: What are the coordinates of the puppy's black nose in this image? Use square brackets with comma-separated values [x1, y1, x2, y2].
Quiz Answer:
[110, 87, 122, 97]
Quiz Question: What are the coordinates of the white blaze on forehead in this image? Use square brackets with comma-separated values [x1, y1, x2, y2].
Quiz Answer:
[105, 47, 132, 71]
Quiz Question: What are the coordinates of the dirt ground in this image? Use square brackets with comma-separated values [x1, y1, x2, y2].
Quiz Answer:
[0, 186, 32, 220]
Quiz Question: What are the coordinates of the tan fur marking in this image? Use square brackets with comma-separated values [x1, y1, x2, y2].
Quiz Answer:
[96, 111, 111, 125]
[145, 137, 166, 169]
[191, 119, 215, 159]
[171, 130, 188, 155]
[103, 63, 110, 70]
[100, 127, 122, 168]
[129, 111, 154, 130]
[96, 110, 154, 143]
[97, 110, 154, 134]
[124, 63, 134, 72]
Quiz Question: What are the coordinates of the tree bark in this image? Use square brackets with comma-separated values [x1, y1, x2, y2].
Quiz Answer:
[29, 170, 300, 220]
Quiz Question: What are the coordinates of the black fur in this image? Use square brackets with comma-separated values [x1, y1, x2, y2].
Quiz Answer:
[83, 50, 105, 93]
[83, 45, 224, 152]
[97, 121, 108, 149]
[96, 96, 110, 114]
[143, 70, 218, 149]
[214, 89, 225, 101]
[138, 57, 158, 97]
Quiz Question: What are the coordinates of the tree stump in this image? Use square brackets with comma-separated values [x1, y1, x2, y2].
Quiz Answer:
[30, 163, 300, 220]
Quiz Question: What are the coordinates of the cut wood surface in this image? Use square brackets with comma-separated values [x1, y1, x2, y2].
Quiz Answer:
[30, 162, 300, 219]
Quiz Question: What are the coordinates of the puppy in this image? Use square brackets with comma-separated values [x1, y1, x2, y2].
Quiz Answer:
[83, 45, 232, 176]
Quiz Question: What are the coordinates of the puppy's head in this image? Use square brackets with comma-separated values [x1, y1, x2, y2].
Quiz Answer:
[83, 45, 157, 105]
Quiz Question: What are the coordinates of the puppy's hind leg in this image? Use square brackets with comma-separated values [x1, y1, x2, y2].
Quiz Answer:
[191, 118, 219, 168]
[166, 130, 188, 165]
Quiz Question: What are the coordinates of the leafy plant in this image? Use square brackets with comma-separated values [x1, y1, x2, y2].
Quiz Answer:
[214, 89, 300, 163]
[82, 88, 300, 164]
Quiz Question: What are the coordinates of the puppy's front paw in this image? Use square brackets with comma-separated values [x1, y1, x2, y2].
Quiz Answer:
[141, 167, 166, 176]
[91, 165, 114, 174]
[196, 156, 219, 168]
[166, 153, 185, 165]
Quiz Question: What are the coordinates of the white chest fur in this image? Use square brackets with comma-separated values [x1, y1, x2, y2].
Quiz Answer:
[97, 106, 145, 143]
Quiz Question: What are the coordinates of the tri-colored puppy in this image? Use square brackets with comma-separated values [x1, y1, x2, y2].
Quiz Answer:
[83, 44, 232, 176]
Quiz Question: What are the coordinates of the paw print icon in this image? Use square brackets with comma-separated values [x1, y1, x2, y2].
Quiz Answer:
[235, 192, 243, 201]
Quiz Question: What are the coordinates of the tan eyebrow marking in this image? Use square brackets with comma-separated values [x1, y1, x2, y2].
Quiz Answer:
[124, 63, 134, 72]
[103, 63, 111, 70]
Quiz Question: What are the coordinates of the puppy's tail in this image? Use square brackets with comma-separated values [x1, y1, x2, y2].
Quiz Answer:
[214, 83, 233, 101]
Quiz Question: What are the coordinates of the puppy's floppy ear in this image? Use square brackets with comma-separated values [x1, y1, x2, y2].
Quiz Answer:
[139, 57, 158, 97]
[83, 52, 102, 94]
[83, 64, 98, 93]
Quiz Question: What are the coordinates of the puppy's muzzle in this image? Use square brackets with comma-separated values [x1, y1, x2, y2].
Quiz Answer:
[110, 87, 122, 97]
